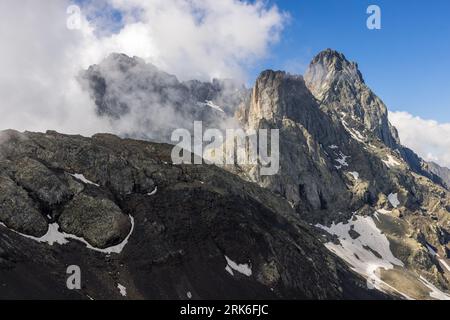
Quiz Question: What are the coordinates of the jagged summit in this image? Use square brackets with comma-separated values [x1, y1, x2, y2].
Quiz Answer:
[305, 49, 400, 149]
[102, 52, 147, 70]
[307, 49, 365, 90]
[306, 49, 446, 186]
[311, 48, 360, 68]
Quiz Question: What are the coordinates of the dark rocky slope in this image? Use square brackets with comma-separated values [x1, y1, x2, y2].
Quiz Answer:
[0, 130, 385, 299]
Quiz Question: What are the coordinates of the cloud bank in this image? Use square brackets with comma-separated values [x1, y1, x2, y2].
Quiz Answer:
[0, 0, 110, 135]
[0, 0, 286, 135]
[96, 0, 287, 81]
[389, 111, 450, 167]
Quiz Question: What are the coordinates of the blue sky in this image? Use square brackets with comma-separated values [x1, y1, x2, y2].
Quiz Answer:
[252, 0, 450, 121]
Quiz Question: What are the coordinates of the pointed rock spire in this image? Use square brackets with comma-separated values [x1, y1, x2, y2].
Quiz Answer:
[305, 49, 400, 149]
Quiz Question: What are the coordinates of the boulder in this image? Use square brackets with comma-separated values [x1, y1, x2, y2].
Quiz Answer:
[0, 175, 48, 237]
[59, 193, 131, 248]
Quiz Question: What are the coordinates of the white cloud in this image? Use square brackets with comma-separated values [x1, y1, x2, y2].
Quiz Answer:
[0, 0, 111, 135]
[389, 111, 450, 167]
[90, 0, 286, 81]
[0, 0, 286, 135]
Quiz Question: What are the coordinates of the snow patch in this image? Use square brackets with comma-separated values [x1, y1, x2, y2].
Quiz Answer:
[201, 100, 225, 113]
[329, 145, 339, 149]
[382, 155, 401, 168]
[388, 193, 400, 208]
[376, 208, 392, 215]
[373, 211, 381, 222]
[225, 265, 234, 276]
[335, 152, 349, 169]
[426, 244, 437, 257]
[351, 129, 366, 142]
[64, 216, 135, 254]
[0, 216, 135, 255]
[147, 186, 158, 196]
[0, 222, 69, 246]
[341, 119, 366, 143]
[348, 171, 359, 181]
[419, 276, 450, 300]
[316, 215, 404, 292]
[439, 259, 450, 272]
[70, 173, 100, 187]
[117, 284, 127, 297]
[224, 255, 252, 277]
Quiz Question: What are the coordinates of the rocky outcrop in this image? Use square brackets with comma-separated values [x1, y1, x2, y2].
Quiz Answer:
[59, 194, 131, 248]
[0, 174, 48, 237]
[304, 49, 448, 189]
[13, 157, 72, 207]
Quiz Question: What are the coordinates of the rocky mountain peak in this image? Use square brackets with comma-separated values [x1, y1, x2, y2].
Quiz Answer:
[305, 49, 364, 99]
[102, 53, 147, 72]
[305, 49, 400, 149]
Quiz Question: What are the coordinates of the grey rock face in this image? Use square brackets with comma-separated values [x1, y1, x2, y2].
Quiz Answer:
[0, 174, 48, 237]
[304, 49, 448, 190]
[427, 161, 450, 189]
[13, 157, 72, 207]
[304, 49, 401, 149]
[399, 147, 447, 188]
[59, 193, 131, 248]
[236, 69, 374, 221]
[241, 70, 340, 140]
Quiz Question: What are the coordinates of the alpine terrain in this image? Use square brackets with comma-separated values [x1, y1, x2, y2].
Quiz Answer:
[1, 49, 449, 300]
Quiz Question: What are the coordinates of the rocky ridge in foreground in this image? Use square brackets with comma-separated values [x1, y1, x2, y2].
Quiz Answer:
[0, 130, 385, 299]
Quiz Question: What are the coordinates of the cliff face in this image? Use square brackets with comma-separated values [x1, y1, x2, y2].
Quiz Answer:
[236, 69, 352, 217]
